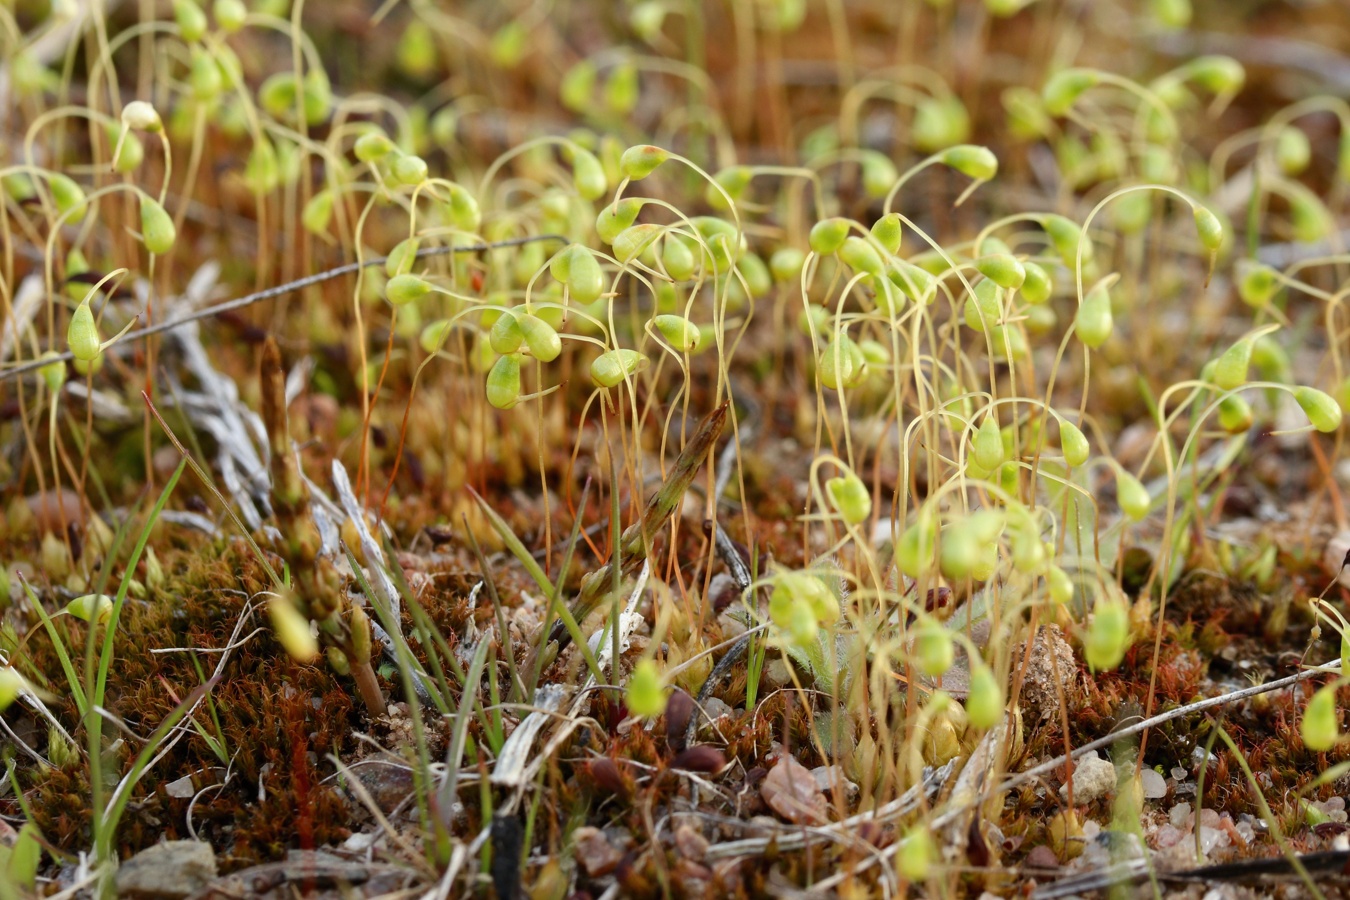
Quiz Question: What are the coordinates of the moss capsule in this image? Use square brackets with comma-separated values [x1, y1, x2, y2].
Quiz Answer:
[1075, 281, 1113, 349]
[1295, 386, 1342, 432]
[626, 660, 668, 718]
[140, 197, 176, 254]
[590, 348, 647, 387]
[486, 353, 523, 409]
[808, 217, 851, 256]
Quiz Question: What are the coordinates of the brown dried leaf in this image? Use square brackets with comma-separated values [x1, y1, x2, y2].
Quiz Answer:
[760, 755, 827, 825]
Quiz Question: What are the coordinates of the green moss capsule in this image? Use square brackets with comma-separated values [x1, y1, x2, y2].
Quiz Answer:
[839, 236, 884, 278]
[38, 351, 66, 393]
[354, 130, 395, 163]
[1020, 260, 1052, 305]
[189, 46, 222, 100]
[174, 0, 208, 42]
[489, 311, 524, 354]
[1212, 339, 1252, 390]
[1059, 418, 1090, 467]
[817, 337, 867, 390]
[489, 20, 527, 68]
[385, 237, 420, 278]
[561, 60, 597, 111]
[1047, 565, 1074, 605]
[826, 472, 871, 525]
[566, 246, 605, 304]
[770, 246, 806, 283]
[68, 302, 100, 362]
[570, 147, 607, 201]
[870, 213, 903, 255]
[965, 661, 1004, 730]
[47, 173, 86, 224]
[1218, 394, 1254, 433]
[140, 197, 176, 254]
[111, 125, 144, 172]
[939, 522, 981, 581]
[0, 667, 27, 712]
[1084, 595, 1130, 671]
[707, 165, 753, 209]
[395, 19, 437, 79]
[66, 593, 113, 625]
[590, 348, 648, 387]
[939, 144, 998, 181]
[1275, 126, 1312, 176]
[603, 62, 639, 115]
[1301, 683, 1339, 752]
[596, 198, 643, 244]
[887, 260, 935, 303]
[963, 278, 1001, 333]
[269, 595, 318, 663]
[1003, 87, 1052, 140]
[613, 224, 663, 263]
[661, 234, 696, 281]
[913, 618, 954, 677]
[1043, 68, 1099, 116]
[1193, 205, 1225, 253]
[390, 153, 428, 186]
[1295, 386, 1343, 432]
[897, 829, 935, 882]
[653, 314, 700, 352]
[808, 217, 851, 256]
[302, 189, 334, 235]
[213, 0, 246, 33]
[620, 144, 668, 181]
[1150, 0, 1191, 27]
[973, 414, 1005, 471]
[975, 253, 1025, 290]
[486, 352, 523, 409]
[518, 313, 562, 362]
[1043, 214, 1092, 268]
[897, 514, 937, 578]
[626, 659, 668, 718]
[385, 274, 431, 307]
[1116, 470, 1150, 521]
[1075, 281, 1113, 349]
[913, 96, 970, 152]
[1236, 259, 1280, 307]
[860, 150, 898, 198]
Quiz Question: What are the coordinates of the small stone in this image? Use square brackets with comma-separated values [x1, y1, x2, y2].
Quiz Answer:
[165, 775, 196, 800]
[1060, 753, 1116, 804]
[1197, 825, 1228, 855]
[674, 824, 709, 860]
[1024, 844, 1060, 870]
[115, 841, 217, 899]
[1170, 802, 1192, 829]
[352, 762, 415, 814]
[342, 831, 377, 853]
[1153, 824, 1185, 849]
[573, 826, 623, 877]
[1140, 768, 1168, 800]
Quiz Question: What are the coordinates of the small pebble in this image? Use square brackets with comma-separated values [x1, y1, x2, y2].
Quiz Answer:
[1061, 754, 1117, 804]
[1141, 768, 1167, 800]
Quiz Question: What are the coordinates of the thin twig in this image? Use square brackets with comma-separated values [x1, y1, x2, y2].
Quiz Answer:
[996, 660, 1342, 800]
[0, 235, 567, 383]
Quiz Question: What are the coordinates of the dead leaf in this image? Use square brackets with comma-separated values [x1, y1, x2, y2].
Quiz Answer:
[760, 755, 827, 825]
